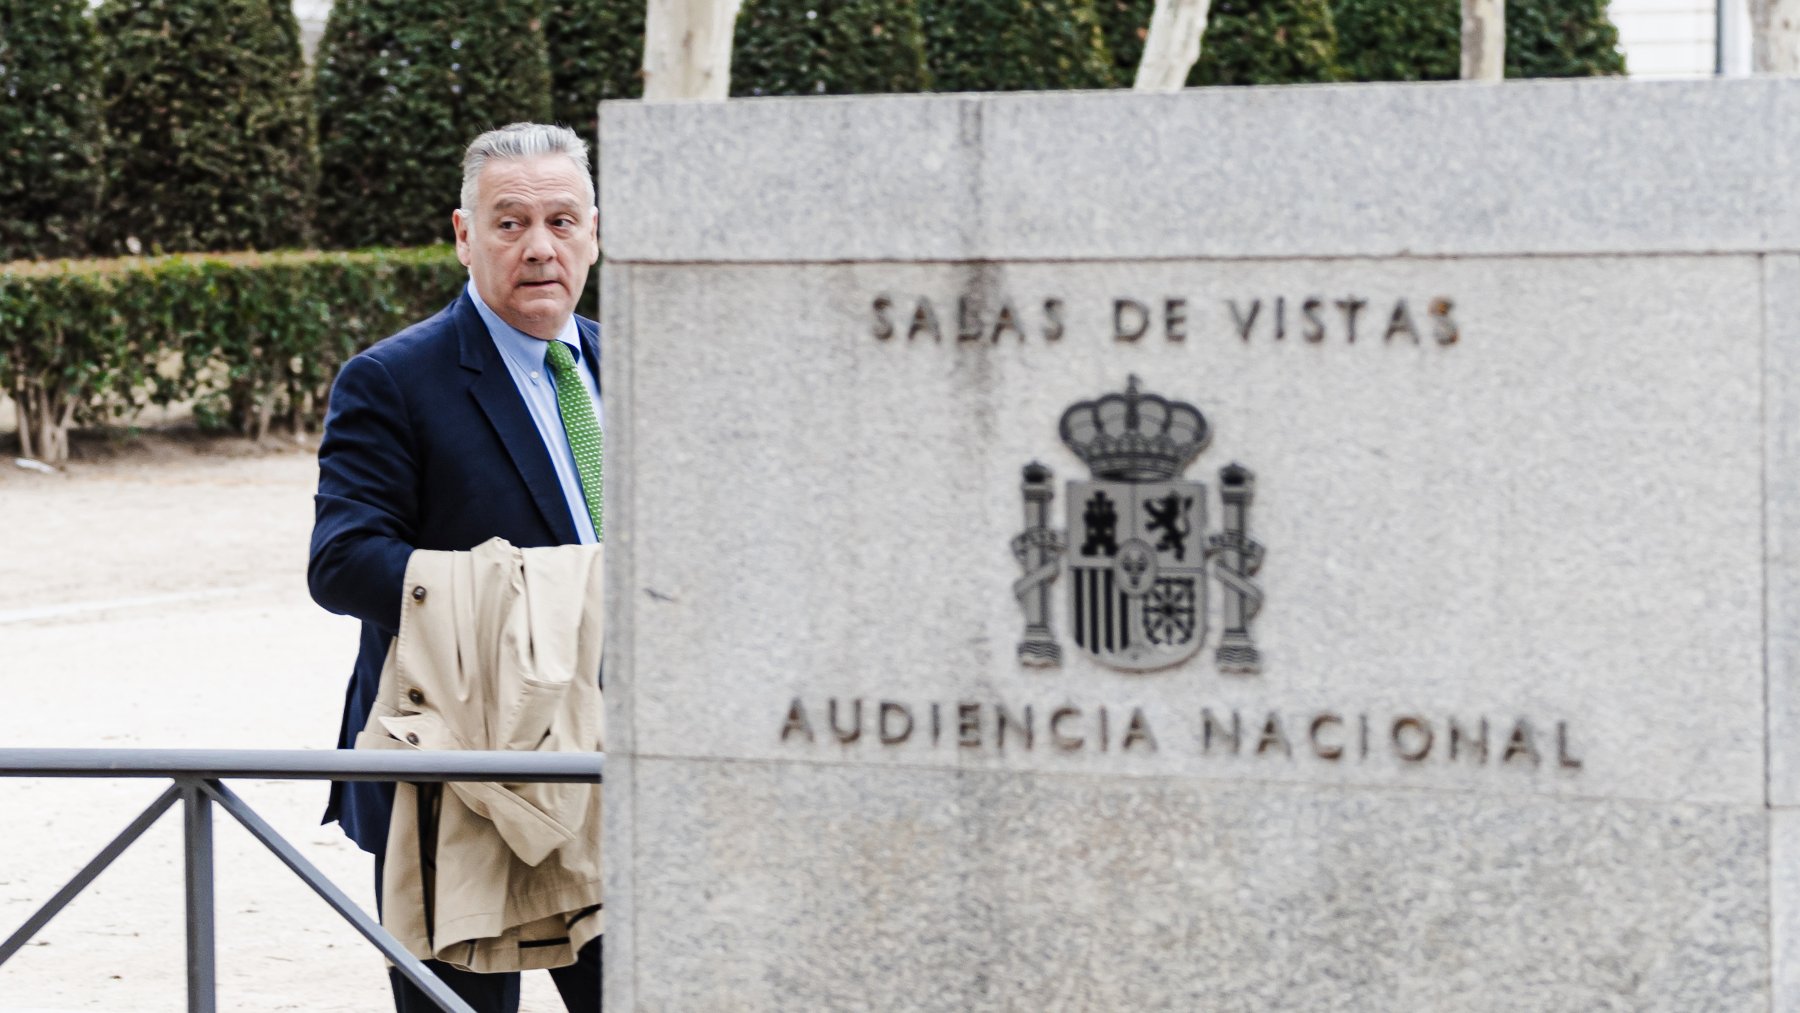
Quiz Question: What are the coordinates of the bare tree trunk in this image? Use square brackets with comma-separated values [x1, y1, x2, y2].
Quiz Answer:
[1753, 0, 1800, 72]
[14, 385, 70, 465]
[45, 398, 72, 465]
[12, 382, 34, 462]
[643, 0, 742, 101]
[1134, 0, 1212, 92]
[1461, 0, 1505, 81]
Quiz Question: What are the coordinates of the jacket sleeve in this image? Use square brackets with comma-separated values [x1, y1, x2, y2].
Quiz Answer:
[308, 353, 419, 635]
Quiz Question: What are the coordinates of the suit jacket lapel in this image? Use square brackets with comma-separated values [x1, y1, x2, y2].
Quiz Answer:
[576, 318, 602, 392]
[456, 295, 580, 544]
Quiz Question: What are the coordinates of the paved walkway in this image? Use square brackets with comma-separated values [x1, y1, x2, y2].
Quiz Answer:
[0, 444, 566, 1011]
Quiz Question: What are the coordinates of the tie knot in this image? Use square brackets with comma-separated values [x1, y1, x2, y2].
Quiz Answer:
[544, 339, 577, 375]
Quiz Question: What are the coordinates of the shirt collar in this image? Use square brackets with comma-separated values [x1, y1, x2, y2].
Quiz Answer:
[466, 278, 582, 367]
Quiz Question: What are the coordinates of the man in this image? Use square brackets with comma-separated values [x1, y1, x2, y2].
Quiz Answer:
[308, 122, 604, 1012]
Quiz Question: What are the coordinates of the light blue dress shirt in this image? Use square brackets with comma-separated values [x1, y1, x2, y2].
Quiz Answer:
[467, 280, 603, 545]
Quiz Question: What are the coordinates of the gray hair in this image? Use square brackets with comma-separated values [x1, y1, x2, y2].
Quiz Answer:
[459, 122, 595, 212]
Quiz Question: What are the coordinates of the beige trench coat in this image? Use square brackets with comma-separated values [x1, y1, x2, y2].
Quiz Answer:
[356, 537, 604, 972]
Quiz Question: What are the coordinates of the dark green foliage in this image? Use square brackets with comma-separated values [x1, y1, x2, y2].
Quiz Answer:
[1329, 0, 1624, 82]
[1506, 0, 1625, 78]
[1095, 0, 1155, 84]
[1331, 0, 1456, 81]
[733, 0, 931, 97]
[94, 0, 316, 255]
[0, 246, 464, 459]
[0, 0, 105, 260]
[547, 0, 644, 144]
[177, 248, 466, 437]
[315, 0, 553, 250]
[1190, 0, 1340, 86]
[920, 0, 1116, 92]
[269, 0, 321, 232]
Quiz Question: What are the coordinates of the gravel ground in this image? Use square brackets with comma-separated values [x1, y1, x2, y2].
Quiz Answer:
[0, 436, 567, 1011]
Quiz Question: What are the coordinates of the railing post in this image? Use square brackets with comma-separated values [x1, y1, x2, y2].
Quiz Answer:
[181, 779, 216, 1013]
[0, 748, 599, 1013]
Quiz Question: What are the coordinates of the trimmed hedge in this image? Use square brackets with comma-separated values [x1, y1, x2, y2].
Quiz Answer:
[0, 247, 464, 463]
[1507, 0, 1625, 78]
[920, 0, 1116, 92]
[1331, 0, 1625, 82]
[315, 0, 553, 250]
[1332, 0, 1457, 81]
[733, 0, 931, 97]
[0, 0, 105, 261]
[547, 0, 644, 144]
[1097, 0, 1156, 84]
[1190, 0, 1341, 86]
[93, 0, 316, 255]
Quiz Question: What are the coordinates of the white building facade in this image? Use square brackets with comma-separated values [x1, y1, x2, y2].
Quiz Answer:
[1610, 0, 1753, 77]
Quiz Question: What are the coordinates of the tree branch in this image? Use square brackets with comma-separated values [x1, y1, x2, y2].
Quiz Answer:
[643, 0, 742, 101]
[1134, 0, 1212, 92]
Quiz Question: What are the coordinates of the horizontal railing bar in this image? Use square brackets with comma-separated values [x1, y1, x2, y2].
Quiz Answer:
[0, 748, 603, 782]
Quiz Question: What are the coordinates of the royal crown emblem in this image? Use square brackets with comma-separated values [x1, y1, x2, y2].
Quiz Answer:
[1012, 377, 1265, 674]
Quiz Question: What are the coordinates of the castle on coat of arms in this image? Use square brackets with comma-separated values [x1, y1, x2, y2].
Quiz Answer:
[1012, 377, 1264, 674]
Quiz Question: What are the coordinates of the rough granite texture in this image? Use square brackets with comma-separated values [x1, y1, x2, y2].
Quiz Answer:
[623, 758, 1767, 1012]
[612, 255, 1762, 804]
[600, 260, 640, 1013]
[1776, 808, 1800, 1012]
[600, 79, 1800, 264]
[1768, 254, 1800, 808]
[599, 82, 1792, 1011]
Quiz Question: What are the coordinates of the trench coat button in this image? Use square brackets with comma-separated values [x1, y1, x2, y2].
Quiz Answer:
[411, 586, 427, 603]
[405, 732, 420, 745]
[407, 689, 424, 705]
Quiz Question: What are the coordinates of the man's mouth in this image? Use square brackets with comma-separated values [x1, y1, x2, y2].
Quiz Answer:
[519, 279, 559, 289]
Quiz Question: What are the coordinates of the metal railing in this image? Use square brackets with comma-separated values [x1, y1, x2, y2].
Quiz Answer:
[0, 748, 604, 1013]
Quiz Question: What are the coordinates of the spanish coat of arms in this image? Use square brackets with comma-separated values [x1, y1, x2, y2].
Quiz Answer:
[1011, 376, 1265, 674]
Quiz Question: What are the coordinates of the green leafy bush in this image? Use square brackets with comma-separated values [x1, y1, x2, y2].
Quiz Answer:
[315, 0, 553, 250]
[1096, 0, 1155, 85]
[547, 0, 644, 144]
[1507, 0, 1625, 78]
[1330, 0, 1624, 81]
[0, 247, 463, 462]
[0, 0, 105, 261]
[1331, 0, 1456, 81]
[920, 0, 1116, 92]
[1190, 0, 1340, 86]
[93, 0, 316, 255]
[733, 0, 930, 97]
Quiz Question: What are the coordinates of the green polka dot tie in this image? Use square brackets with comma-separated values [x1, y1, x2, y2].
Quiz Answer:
[543, 340, 603, 541]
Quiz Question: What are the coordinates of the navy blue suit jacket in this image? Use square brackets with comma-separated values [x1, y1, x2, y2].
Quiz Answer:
[308, 291, 600, 855]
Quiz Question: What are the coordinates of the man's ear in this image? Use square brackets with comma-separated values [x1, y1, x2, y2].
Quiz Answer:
[452, 209, 474, 267]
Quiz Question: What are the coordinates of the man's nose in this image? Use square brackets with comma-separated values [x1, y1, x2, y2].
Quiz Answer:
[522, 222, 555, 261]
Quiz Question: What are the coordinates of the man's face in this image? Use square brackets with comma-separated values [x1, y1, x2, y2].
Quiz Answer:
[453, 154, 599, 340]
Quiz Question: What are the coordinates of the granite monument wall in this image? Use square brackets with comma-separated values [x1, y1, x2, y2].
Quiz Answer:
[600, 78, 1800, 1010]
